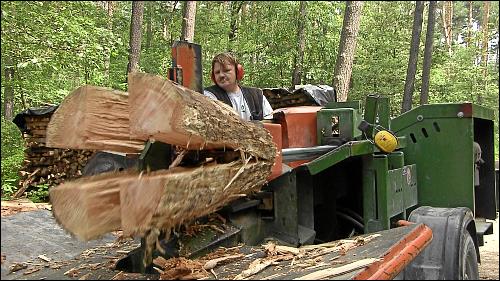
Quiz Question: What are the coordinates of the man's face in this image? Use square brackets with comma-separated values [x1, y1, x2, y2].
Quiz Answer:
[213, 61, 238, 92]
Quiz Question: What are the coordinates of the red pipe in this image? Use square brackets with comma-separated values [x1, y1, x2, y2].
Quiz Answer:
[352, 223, 433, 280]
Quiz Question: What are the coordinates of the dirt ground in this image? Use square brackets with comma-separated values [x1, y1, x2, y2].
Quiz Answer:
[479, 215, 499, 280]
[0, 198, 51, 216]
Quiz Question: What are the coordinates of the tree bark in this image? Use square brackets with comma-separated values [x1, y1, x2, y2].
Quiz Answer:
[127, 1, 145, 74]
[50, 160, 272, 241]
[479, 0, 491, 104]
[228, 1, 244, 44]
[420, 1, 436, 105]
[332, 1, 364, 102]
[3, 57, 15, 120]
[104, 1, 114, 81]
[292, 1, 307, 87]
[467, 1, 473, 48]
[46, 86, 145, 153]
[145, 1, 153, 50]
[441, 1, 453, 55]
[181, 1, 196, 42]
[402, 1, 424, 114]
[162, 1, 179, 43]
[128, 73, 276, 160]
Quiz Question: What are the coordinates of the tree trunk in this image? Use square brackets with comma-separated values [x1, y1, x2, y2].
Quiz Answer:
[332, 1, 364, 102]
[162, 1, 178, 42]
[441, 1, 453, 55]
[228, 1, 244, 44]
[3, 58, 15, 120]
[402, 1, 424, 114]
[292, 1, 307, 87]
[145, 1, 153, 50]
[479, 0, 490, 104]
[46, 86, 145, 153]
[104, 1, 114, 81]
[420, 1, 436, 105]
[181, 1, 196, 42]
[127, 1, 145, 74]
[467, 1, 473, 48]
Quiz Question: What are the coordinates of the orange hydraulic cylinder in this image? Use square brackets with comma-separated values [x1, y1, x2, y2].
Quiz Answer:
[273, 106, 322, 168]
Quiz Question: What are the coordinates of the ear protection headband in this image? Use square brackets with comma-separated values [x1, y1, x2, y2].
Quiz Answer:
[211, 63, 245, 83]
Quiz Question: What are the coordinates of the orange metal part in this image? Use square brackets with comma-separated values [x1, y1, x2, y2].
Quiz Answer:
[273, 106, 322, 168]
[170, 41, 202, 93]
[264, 123, 283, 182]
[352, 222, 433, 280]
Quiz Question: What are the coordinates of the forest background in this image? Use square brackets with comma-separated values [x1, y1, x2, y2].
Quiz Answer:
[1, 1, 498, 201]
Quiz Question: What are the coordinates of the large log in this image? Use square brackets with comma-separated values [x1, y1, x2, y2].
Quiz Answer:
[128, 72, 275, 161]
[49, 73, 277, 243]
[46, 86, 145, 153]
[50, 160, 272, 241]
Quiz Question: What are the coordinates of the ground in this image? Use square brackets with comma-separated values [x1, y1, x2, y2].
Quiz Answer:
[1, 199, 499, 280]
[478, 214, 499, 280]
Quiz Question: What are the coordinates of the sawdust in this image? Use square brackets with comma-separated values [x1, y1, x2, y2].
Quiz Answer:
[1, 199, 51, 217]
[151, 244, 244, 280]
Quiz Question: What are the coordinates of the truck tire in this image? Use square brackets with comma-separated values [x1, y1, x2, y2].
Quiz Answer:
[400, 206, 480, 280]
[460, 230, 479, 279]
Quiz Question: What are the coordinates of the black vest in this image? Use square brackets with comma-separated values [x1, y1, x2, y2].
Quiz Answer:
[205, 85, 264, 120]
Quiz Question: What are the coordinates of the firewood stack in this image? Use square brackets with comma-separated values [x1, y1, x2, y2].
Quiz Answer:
[14, 114, 95, 199]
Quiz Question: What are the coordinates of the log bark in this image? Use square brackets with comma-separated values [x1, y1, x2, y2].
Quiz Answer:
[127, 72, 275, 161]
[49, 72, 277, 242]
[50, 152, 273, 241]
[46, 86, 145, 153]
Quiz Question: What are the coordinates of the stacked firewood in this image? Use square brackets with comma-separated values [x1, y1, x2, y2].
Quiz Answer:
[13, 115, 94, 199]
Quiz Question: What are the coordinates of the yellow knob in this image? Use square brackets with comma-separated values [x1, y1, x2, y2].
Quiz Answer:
[374, 130, 398, 153]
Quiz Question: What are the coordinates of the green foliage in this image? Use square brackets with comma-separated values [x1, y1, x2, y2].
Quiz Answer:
[1, 117, 24, 198]
[26, 183, 50, 203]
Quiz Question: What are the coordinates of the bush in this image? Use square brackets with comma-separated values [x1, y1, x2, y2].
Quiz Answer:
[1, 116, 25, 199]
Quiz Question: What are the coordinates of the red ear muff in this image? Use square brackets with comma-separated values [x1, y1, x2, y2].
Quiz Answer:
[236, 64, 244, 81]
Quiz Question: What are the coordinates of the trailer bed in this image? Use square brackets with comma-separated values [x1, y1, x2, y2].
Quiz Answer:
[1, 209, 431, 280]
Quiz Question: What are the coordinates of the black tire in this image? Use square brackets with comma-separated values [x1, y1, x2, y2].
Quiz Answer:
[460, 231, 479, 280]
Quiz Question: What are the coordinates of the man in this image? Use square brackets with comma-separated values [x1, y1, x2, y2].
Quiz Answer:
[203, 52, 273, 121]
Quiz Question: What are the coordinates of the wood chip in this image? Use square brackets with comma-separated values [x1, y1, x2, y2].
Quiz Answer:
[293, 258, 381, 280]
[78, 272, 92, 280]
[23, 267, 41, 275]
[9, 262, 28, 273]
[37, 254, 51, 262]
[234, 258, 276, 279]
[203, 254, 244, 270]
[111, 271, 126, 280]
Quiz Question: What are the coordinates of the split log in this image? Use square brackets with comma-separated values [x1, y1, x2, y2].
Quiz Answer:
[128, 72, 275, 161]
[46, 86, 144, 153]
[50, 160, 273, 240]
[50, 73, 277, 242]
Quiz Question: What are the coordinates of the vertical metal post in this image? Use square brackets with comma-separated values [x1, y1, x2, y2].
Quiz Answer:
[374, 155, 390, 230]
